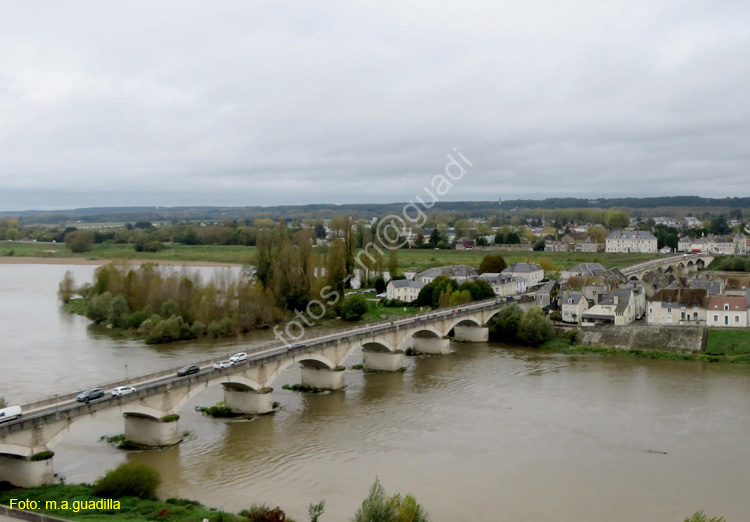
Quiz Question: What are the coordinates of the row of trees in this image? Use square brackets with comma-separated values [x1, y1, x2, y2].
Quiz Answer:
[415, 276, 496, 308]
[489, 304, 555, 346]
[60, 264, 281, 344]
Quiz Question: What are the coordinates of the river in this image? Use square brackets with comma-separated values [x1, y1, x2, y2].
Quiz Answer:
[1, 263, 749, 521]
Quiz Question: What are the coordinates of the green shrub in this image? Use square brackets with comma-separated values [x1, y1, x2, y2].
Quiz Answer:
[160, 299, 179, 319]
[489, 303, 524, 341]
[126, 306, 153, 329]
[518, 307, 555, 346]
[160, 414, 180, 423]
[683, 510, 726, 522]
[190, 321, 207, 337]
[145, 316, 193, 344]
[562, 329, 579, 345]
[29, 451, 54, 461]
[107, 294, 130, 328]
[352, 478, 430, 522]
[308, 500, 325, 522]
[240, 504, 287, 522]
[94, 463, 161, 499]
[86, 291, 113, 323]
[342, 294, 369, 321]
[352, 478, 396, 522]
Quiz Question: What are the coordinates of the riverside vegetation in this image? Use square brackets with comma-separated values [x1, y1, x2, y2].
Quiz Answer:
[0, 463, 434, 522]
[57, 247, 509, 345]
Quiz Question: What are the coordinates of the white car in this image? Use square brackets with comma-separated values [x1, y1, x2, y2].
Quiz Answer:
[111, 386, 137, 397]
[229, 352, 248, 363]
[213, 360, 233, 370]
[0, 405, 22, 424]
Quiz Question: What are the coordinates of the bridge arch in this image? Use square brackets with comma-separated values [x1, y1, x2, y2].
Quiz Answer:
[169, 375, 267, 415]
[263, 353, 337, 388]
[396, 326, 443, 351]
[444, 316, 483, 333]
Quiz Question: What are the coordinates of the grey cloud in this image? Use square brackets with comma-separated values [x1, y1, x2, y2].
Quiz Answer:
[1, 0, 750, 210]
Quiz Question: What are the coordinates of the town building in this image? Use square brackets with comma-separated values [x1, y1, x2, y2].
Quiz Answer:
[477, 273, 527, 297]
[414, 265, 478, 284]
[534, 280, 559, 309]
[561, 293, 589, 324]
[707, 296, 748, 327]
[386, 279, 425, 303]
[647, 288, 708, 325]
[502, 262, 544, 287]
[688, 279, 725, 296]
[605, 231, 658, 253]
[581, 287, 643, 326]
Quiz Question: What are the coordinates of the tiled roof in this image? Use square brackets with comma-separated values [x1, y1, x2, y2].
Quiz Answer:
[649, 288, 708, 308]
[707, 296, 746, 311]
[503, 262, 542, 273]
[389, 279, 426, 289]
[607, 231, 656, 240]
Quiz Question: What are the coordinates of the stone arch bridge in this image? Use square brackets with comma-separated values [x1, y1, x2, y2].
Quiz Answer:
[620, 254, 715, 280]
[0, 297, 535, 487]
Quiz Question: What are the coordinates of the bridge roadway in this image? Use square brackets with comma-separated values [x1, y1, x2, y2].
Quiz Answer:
[0, 296, 518, 436]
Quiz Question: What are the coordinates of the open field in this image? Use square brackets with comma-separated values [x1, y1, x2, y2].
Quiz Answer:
[396, 249, 661, 271]
[0, 241, 256, 265]
[0, 241, 661, 271]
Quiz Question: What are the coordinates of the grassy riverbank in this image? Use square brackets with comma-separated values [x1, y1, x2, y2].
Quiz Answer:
[541, 339, 750, 363]
[705, 329, 750, 356]
[1, 240, 659, 270]
[0, 483, 254, 522]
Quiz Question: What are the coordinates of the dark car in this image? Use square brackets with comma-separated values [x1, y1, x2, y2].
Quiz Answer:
[177, 364, 200, 377]
[76, 388, 105, 403]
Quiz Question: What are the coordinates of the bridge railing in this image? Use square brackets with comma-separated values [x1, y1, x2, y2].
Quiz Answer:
[17, 297, 517, 412]
[17, 339, 281, 413]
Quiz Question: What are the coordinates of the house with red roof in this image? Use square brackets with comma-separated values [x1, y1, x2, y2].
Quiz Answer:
[707, 296, 748, 327]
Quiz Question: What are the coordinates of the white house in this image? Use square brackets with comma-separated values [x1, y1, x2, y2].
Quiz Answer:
[561, 293, 589, 325]
[477, 273, 527, 297]
[647, 288, 708, 325]
[707, 296, 748, 327]
[386, 279, 426, 303]
[605, 231, 658, 253]
[501, 262, 544, 287]
[581, 288, 640, 326]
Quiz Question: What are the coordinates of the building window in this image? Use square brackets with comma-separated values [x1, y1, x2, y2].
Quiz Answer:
[714, 315, 718, 322]
[736, 315, 740, 323]
[724, 304, 729, 310]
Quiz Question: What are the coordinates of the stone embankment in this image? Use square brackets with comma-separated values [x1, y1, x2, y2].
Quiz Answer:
[556, 325, 706, 353]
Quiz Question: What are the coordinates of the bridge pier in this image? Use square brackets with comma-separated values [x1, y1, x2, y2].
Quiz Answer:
[454, 326, 489, 342]
[0, 453, 54, 488]
[300, 367, 345, 391]
[124, 413, 181, 447]
[223, 386, 274, 415]
[362, 349, 404, 372]
[412, 337, 451, 355]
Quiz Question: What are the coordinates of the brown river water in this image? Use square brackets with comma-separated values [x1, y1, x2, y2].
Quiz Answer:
[1, 264, 750, 521]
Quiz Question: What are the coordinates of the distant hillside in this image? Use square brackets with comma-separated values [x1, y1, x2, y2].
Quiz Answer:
[2, 196, 749, 224]
[497, 196, 750, 210]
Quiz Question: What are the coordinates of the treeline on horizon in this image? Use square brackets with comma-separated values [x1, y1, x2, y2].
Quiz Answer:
[5, 195, 750, 224]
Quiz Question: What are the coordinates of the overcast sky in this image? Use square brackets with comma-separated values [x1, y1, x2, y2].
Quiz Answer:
[1, 1, 749, 210]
